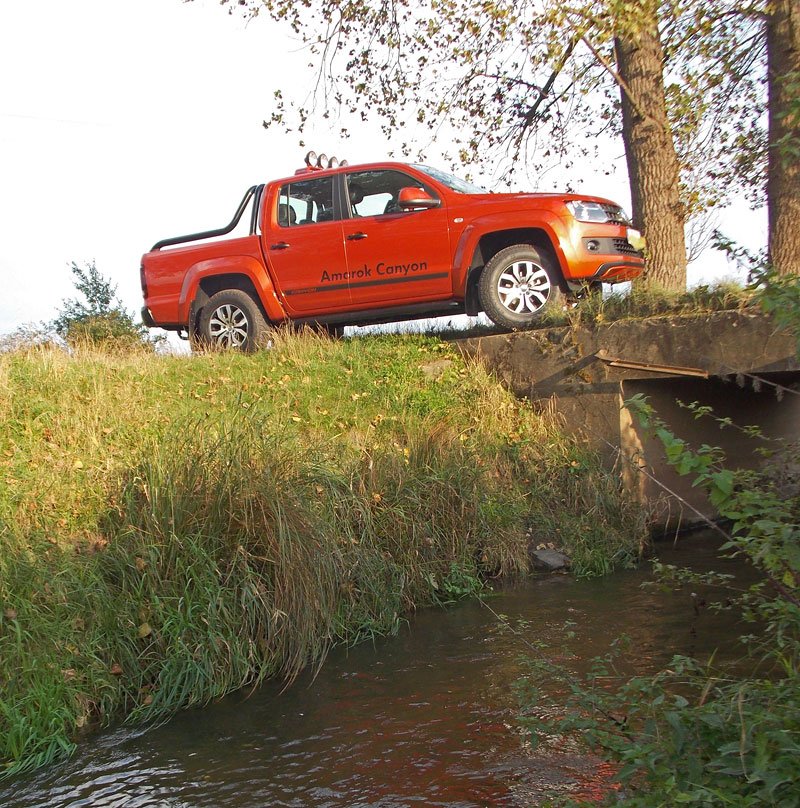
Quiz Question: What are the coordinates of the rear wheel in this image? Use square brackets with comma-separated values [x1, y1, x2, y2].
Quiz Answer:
[478, 244, 561, 330]
[198, 289, 270, 352]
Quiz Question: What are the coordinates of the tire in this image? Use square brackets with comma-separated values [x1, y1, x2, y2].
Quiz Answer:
[198, 289, 271, 352]
[478, 244, 561, 330]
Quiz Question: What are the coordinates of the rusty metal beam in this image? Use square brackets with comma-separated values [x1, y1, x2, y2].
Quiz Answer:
[596, 350, 709, 378]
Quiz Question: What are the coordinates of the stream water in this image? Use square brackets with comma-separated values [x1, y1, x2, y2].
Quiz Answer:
[1, 531, 753, 807]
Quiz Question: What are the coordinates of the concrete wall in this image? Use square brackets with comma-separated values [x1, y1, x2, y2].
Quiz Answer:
[457, 311, 800, 525]
[620, 373, 800, 527]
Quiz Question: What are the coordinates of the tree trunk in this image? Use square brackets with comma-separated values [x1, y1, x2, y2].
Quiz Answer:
[767, 0, 800, 276]
[616, 14, 687, 292]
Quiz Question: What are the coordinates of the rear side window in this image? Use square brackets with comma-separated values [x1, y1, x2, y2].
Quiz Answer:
[277, 176, 336, 226]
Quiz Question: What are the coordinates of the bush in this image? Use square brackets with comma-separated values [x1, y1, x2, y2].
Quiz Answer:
[49, 261, 157, 350]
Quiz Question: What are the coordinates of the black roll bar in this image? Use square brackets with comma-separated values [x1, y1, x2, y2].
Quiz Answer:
[151, 184, 265, 251]
[250, 184, 265, 234]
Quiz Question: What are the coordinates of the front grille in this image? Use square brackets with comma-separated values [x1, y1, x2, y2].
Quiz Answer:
[601, 204, 630, 226]
[613, 238, 640, 255]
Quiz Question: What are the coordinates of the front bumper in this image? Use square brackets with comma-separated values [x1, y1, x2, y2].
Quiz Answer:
[566, 225, 645, 284]
[587, 260, 645, 283]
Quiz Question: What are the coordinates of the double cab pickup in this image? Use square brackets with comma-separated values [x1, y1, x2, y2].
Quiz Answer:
[140, 156, 644, 350]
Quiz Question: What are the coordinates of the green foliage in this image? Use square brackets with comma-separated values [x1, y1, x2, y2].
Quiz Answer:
[752, 268, 800, 353]
[428, 562, 487, 604]
[548, 281, 753, 329]
[220, 0, 764, 204]
[518, 388, 800, 805]
[0, 332, 645, 776]
[628, 394, 800, 630]
[661, 0, 768, 210]
[519, 650, 800, 806]
[713, 232, 800, 348]
[0, 323, 57, 353]
[50, 261, 155, 350]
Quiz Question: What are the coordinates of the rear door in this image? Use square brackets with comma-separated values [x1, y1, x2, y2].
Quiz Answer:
[264, 174, 350, 315]
[341, 169, 452, 308]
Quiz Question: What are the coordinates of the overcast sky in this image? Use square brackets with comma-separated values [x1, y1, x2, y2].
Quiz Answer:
[0, 0, 765, 339]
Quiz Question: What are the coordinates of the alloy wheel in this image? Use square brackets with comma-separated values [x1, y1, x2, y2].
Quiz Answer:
[496, 261, 552, 314]
[208, 304, 249, 349]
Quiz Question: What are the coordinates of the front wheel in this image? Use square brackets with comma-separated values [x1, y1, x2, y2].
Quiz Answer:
[198, 289, 270, 352]
[478, 245, 561, 330]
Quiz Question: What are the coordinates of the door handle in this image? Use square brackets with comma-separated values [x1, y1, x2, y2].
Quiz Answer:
[346, 232, 368, 241]
[271, 241, 290, 250]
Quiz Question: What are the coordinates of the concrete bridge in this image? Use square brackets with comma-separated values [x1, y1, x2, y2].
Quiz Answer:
[457, 310, 800, 527]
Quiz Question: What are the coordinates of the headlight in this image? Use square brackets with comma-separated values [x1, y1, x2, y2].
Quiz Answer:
[566, 200, 631, 225]
[566, 200, 612, 223]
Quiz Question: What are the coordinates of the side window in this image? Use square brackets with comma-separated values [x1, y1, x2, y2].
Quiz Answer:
[345, 170, 438, 218]
[277, 176, 336, 226]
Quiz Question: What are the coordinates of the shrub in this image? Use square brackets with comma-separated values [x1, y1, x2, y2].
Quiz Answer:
[49, 261, 157, 350]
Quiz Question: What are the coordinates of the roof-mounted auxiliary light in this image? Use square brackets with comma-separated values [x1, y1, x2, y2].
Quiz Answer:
[303, 150, 348, 170]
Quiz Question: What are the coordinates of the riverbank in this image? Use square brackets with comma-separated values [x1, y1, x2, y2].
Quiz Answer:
[0, 332, 646, 775]
[2, 532, 741, 807]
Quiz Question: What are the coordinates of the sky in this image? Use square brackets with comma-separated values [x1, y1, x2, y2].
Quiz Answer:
[0, 0, 766, 340]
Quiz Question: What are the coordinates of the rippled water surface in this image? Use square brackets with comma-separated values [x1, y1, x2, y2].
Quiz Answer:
[1, 533, 751, 807]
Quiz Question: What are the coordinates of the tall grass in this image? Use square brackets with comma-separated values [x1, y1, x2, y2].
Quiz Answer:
[538, 280, 754, 329]
[0, 331, 645, 775]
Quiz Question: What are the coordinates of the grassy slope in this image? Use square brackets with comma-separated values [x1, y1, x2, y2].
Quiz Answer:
[0, 332, 645, 775]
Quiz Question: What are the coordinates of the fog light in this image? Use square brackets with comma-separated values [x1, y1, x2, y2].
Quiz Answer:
[587, 239, 600, 252]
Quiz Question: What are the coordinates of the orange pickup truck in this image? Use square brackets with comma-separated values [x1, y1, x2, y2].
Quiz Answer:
[140, 156, 644, 350]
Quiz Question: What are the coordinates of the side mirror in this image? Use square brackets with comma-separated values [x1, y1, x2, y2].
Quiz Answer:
[397, 187, 440, 210]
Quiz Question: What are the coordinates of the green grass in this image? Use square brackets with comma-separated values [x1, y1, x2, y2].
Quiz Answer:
[553, 280, 754, 329]
[0, 330, 646, 776]
[417, 281, 754, 340]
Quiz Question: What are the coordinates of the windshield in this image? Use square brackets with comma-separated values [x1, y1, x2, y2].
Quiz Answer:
[412, 164, 486, 194]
